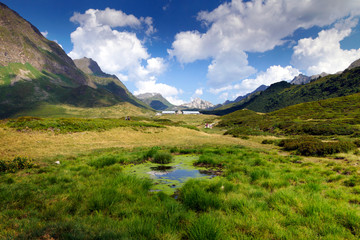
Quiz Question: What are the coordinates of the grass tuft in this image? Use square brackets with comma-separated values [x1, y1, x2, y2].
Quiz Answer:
[0, 156, 35, 173]
[153, 152, 173, 164]
[186, 214, 224, 240]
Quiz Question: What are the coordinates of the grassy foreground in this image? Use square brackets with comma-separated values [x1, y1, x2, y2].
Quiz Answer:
[0, 116, 359, 239]
[1, 145, 359, 239]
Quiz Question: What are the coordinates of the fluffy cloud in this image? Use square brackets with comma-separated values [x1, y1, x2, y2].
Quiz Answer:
[195, 88, 203, 96]
[70, 8, 142, 29]
[207, 50, 256, 87]
[134, 80, 180, 96]
[68, 8, 182, 102]
[165, 96, 185, 106]
[291, 19, 360, 75]
[68, 9, 150, 74]
[210, 65, 300, 99]
[241, 65, 300, 92]
[169, 0, 360, 87]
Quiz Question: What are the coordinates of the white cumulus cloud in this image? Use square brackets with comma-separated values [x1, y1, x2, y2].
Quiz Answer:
[134, 80, 181, 96]
[169, 0, 360, 88]
[195, 88, 203, 96]
[210, 65, 300, 100]
[291, 18, 360, 75]
[207, 50, 256, 87]
[241, 65, 300, 92]
[70, 8, 142, 29]
[68, 8, 182, 102]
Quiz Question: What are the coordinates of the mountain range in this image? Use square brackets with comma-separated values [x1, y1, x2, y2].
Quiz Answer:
[180, 98, 214, 110]
[136, 93, 215, 111]
[290, 72, 329, 85]
[206, 60, 360, 115]
[0, 3, 149, 118]
[218, 84, 268, 109]
[136, 93, 174, 111]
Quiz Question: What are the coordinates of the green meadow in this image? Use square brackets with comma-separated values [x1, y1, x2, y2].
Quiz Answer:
[0, 100, 360, 239]
[1, 144, 359, 239]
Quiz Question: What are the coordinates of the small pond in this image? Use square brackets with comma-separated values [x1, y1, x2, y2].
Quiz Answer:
[122, 155, 218, 194]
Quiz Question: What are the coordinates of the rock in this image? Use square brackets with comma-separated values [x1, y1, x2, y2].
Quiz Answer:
[180, 98, 214, 110]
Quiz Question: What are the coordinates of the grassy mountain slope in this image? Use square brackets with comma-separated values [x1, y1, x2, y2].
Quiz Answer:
[0, 3, 151, 118]
[0, 3, 88, 85]
[136, 93, 174, 110]
[74, 58, 150, 109]
[0, 63, 127, 118]
[219, 92, 360, 137]
[208, 66, 360, 115]
[10, 102, 154, 118]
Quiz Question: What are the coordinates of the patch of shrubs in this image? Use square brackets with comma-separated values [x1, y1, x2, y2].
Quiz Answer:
[344, 176, 360, 187]
[195, 154, 222, 167]
[0, 156, 35, 173]
[153, 152, 173, 164]
[281, 122, 356, 136]
[224, 126, 269, 137]
[140, 147, 161, 161]
[139, 147, 173, 164]
[353, 139, 360, 147]
[279, 136, 356, 156]
[88, 155, 124, 168]
[6, 117, 164, 134]
[261, 139, 275, 144]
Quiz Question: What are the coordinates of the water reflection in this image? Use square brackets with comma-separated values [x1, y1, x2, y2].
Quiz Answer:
[147, 166, 215, 182]
[150, 166, 174, 171]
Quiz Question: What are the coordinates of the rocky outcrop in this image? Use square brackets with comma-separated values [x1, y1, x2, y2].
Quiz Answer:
[74, 57, 116, 78]
[0, 3, 88, 85]
[347, 58, 360, 70]
[181, 98, 214, 110]
[290, 74, 311, 85]
[291, 73, 329, 85]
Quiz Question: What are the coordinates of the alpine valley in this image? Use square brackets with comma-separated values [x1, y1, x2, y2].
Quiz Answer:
[1, 2, 360, 240]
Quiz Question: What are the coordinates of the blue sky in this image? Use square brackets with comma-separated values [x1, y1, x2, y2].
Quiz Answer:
[2, 0, 360, 105]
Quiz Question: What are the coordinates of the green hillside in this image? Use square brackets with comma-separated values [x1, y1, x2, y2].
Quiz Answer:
[219, 92, 360, 137]
[0, 4, 151, 118]
[208, 66, 360, 115]
[136, 93, 174, 110]
[0, 63, 153, 118]
[90, 75, 150, 109]
[74, 58, 150, 110]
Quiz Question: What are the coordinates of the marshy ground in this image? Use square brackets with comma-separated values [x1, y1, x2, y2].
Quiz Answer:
[0, 115, 359, 239]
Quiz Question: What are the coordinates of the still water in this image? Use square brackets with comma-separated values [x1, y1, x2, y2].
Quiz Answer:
[123, 155, 217, 194]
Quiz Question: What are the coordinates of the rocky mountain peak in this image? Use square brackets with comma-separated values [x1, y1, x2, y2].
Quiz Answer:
[347, 58, 360, 70]
[0, 3, 88, 85]
[290, 74, 311, 85]
[291, 72, 330, 85]
[135, 92, 173, 111]
[136, 93, 161, 99]
[74, 57, 113, 78]
[181, 98, 214, 110]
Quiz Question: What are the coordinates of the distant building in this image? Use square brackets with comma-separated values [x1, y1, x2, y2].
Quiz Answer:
[162, 111, 176, 114]
[183, 111, 200, 115]
[176, 110, 183, 115]
[155, 112, 162, 116]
